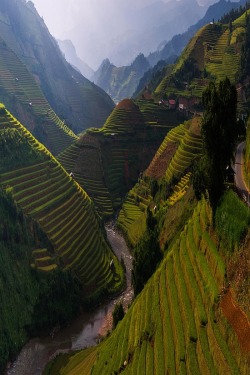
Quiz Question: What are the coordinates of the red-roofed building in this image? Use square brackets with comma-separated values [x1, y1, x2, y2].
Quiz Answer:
[169, 99, 176, 109]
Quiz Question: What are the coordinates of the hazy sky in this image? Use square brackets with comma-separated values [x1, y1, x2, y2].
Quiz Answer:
[32, 0, 165, 37]
[31, 0, 217, 69]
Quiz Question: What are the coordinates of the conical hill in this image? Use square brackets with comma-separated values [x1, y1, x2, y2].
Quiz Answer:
[0, 104, 122, 294]
[58, 99, 173, 215]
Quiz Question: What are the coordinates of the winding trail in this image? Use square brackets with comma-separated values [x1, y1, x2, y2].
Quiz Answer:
[5, 221, 133, 375]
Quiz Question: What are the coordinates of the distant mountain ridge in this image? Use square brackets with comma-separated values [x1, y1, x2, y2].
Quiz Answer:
[147, 0, 246, 66]
[92, 54, 150, 102]
[91, 0, 245, 103]
[64, 0, 207, 70]
[57, 39, 94, 80]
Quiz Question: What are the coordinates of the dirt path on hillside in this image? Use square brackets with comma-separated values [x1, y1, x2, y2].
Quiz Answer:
[221, 288, 250, 352]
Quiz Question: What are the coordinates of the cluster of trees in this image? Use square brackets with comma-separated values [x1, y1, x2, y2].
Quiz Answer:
[132, 210, 163, 296]
[193, 78, 240, 208]
[220, 3, 250, 25]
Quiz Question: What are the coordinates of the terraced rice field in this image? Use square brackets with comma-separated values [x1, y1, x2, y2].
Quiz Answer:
[0, 107, 121, 292]
[57, 134, 114, 217]
[155, 23, 222, 97]
[58, 99, 171, 216]
[206, 27, 240, 83]
[165, 118, 202, 183]
[117, 180, 151, 246]
[60, 198, 246, 374]
[155, 18, 242, 101]
[0, 37, 77, 154]
[145, 122, 186, 178]
[167, 172, 191, 206]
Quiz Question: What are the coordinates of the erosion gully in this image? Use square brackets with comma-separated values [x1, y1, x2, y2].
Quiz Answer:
[5, 220, 134, 375]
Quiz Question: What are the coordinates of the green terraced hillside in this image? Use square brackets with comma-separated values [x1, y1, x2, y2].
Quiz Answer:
[117, 117, 202, 246]
[0, 36, 78, 155]
[58, 99, 174, 216]
[47, 197, 248, 375]
[57, 133, 114, 218]
[0, 104, 123, 295]
[155, 13, 247, 109]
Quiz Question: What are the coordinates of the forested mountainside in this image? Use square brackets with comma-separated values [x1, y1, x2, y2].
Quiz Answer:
[0, 0, 114, 135]
[0, 104, 123, 372]
[45, 11, 250, 375]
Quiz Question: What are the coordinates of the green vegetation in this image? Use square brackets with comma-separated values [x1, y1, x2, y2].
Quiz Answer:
[154, 10, 250, 111]
[0, 36, 78, 155]
[58, 99, 171, 217]
[50, 197, 247, 374]
[0, 187, 82, 374]
[112, 303, 125, 329]
[132, 211, 163, 295]
[193, 78, 238, 207]
[215, 190, 250, 251]
[0, 105, 123, 297]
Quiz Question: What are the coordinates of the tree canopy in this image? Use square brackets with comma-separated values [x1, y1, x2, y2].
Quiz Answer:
[193, 78, 238, 207]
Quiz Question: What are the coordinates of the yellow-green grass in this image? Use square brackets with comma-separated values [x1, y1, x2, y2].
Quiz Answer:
[155, 23, 222, 96]
[117, 180, 152, 246]
[31, 248, 58, 272]
[155, 15, 246, 100]
[165, 119, 202, 183]
[206, 28, 240, 83]
[167, 172, 191, 206]
[58, 197, 244, 375]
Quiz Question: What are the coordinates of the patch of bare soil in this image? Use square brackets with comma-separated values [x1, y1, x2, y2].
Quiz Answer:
[221, 288, 250, 352]
[145, 141, 178, 179]
[226, 235, 250, 317]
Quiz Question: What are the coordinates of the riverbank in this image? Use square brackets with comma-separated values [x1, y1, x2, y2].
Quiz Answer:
[5, 221, 133, 375]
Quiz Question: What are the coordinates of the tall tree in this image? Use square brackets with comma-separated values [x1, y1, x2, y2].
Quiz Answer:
[201, 78, 238, 207]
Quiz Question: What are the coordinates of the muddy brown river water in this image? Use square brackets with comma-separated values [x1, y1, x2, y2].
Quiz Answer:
[5, 221, 133, 375]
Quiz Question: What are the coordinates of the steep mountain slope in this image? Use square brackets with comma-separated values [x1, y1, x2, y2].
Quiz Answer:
[92, 54, 150, 102]
[0, 104, 123, 297]
[0, 35, 78, 155]
[46, 193, 249, 374]
[57, 98, 180, 217]
[57, 39, 94, 80]
[147, 0, 246, 67]
[154, 9, 250, 112]
[0, 185, 84, 374]
[45, 10, 250, 373]
[0, 0, 114, 134]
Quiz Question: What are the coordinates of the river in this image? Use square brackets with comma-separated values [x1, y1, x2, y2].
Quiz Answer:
[5, 221, 133, 375]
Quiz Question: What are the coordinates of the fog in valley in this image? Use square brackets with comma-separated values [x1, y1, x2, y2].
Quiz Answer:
[32, 0, 217, 70]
